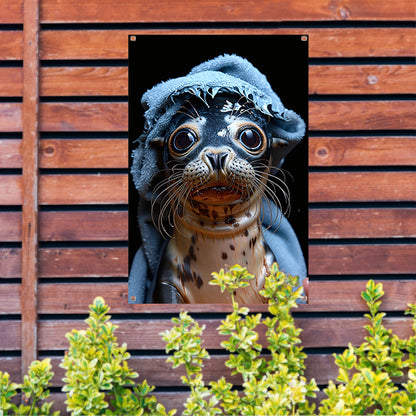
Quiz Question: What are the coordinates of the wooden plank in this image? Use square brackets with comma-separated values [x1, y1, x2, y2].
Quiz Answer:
[39, 211, 128, 241]
[39, 28, 416, 60]
[37, 279, 416, 314]
[38, 248, 128, 277]
[39, 139, 128, 168]
[0, 138, 128, 169]
[2, 243, 414, 279]
[0, 321, 21, 350]
[310, 65, 416, 95]
[0, 139, 22, 168]
[0, 284, 21, 314]
[0, 212, 21, 241]
[0, 174, 127, 205]
[0, 0, 23, 24]
[0, 31, 23, 60]
[39, 103, 127, 132]
[0, 211, 127, 242]
[309, 244, 416, 275]
[309, 137, 416, 166]
[39, 174, 127, 205]
[0, 103, 22, 132]
[2, 172, 415, 206]
[40, 67, 127, 96]
[0, 68, 22, 97]
[39, 0, 415, 23]
[309, 208, 416, 239]
[39, 65, 416, 96]
[309, 100, 415, 131]
[38, 101, 415, 132]
[37, 316, 413, 350]
[21, 0, 40, 375]
[309, 172, 416, 202]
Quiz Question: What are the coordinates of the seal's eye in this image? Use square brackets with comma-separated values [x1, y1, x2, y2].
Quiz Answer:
[238, 128, 263, 151]
[171, 129, 197, 153]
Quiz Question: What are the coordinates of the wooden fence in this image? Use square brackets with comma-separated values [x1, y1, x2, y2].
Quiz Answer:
[0, 0, 415, 413]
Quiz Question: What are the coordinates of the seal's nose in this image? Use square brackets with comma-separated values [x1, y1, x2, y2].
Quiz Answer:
[206, 152, 228, 171]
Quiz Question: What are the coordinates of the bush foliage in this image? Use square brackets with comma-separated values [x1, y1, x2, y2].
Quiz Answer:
[0, 264, 414, 415]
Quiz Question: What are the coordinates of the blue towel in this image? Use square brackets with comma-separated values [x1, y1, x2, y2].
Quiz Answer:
[129, 54, 306, 303]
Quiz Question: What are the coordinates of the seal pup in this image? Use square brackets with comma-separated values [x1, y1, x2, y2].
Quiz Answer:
[152, 95, 290, 303]
[129, 54, 307, 304]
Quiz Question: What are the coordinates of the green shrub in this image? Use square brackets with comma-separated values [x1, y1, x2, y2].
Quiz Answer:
[0, 265, 414, 416]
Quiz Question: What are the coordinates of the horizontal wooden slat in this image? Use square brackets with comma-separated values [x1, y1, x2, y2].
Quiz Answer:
[309, 137, 416, 166]
[0, 139, 21, 168]
[309, 208, 416, 239]
[0, 284, 20, 314]
[36, 316, 413, 351]
[1, 314, 412, 351]
[39, 102, 127, 132]
[0, 103, 22, 132]
[37, 101, 416, 132]
[1, 242, 414, 278]
[0, 0, 23, 24]
[0, 353, 370, 388]
[309, 100, 415, 130]
[40, 67, 127, 96]
[0, 68, 22, 96]
[2, 137, 413, 170]
[38, 65, 416, 96]
[0, 211, 127, 242]
[2, 172, 414, 205]
[0, 174, 127, 205]
[39, 0, 415, 23]
[39, 28, 416, 60]
[0, 139, 128, 169]
[310, 65, 416, 95]
[39, 138, 128, 168]
[309, 244, 415, 275]
[0, 31, 23, 60]
[35, 279, 416, 314]
[309, 172, 416, 202]
[0, 321, 20, 350]
[0, 247, 127, 278]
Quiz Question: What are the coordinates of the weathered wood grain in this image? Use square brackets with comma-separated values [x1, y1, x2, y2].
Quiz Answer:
[0, 31, 23, 60]
[0, 321, 20, 350]
[0, 284, 21, 314]
[0, 68, 22, 96]
[38, 65, 415, 96]
[39, 138, 128, 168]
[0, 175, 21, 205]
[0, 103, 22, 132]
[35, 316, 413, 351]
[309, 244, 416, 275]
[309, 172, 416, 202]
[39, 103, 127, 132]
[40, 67, 127, 96]
[310, 65, 416, 95]
[309, 208, 416, 239]
[35, 280, 416, 314]
[0, 139, 21, 168]
[0, 0, 23, 24]
[37, 101, 416, 132]
[4, 137, 414, 169]
[0, 211, 127, 242]
[39, 0, 415, 23]
[309, 137, 416, 166]
[309, 100, 415, 131]
[39, 28, 416, 60]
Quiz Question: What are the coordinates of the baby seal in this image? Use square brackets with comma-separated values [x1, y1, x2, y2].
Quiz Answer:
[152, 96, 289, 303]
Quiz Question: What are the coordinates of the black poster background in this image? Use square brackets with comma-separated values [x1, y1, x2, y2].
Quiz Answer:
[128, 35, 309, 277]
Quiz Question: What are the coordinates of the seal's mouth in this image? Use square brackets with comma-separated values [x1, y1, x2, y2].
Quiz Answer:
[190, 183, 249, 203]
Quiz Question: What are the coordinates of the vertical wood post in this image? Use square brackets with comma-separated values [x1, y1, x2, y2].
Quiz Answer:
[21, 0, 40, 376]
